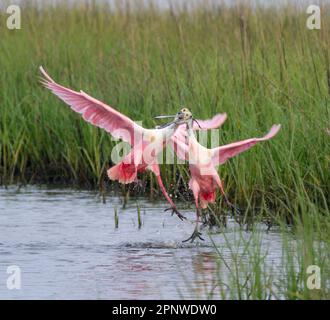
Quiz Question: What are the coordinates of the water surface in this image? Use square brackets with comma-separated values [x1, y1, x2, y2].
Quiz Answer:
[0, 186, 285, 299]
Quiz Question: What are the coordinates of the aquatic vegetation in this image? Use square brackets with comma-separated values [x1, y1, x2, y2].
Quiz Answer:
[204, 210, 330, 300]
[114, 207, 119, 228]
[137, 203, 142, 229]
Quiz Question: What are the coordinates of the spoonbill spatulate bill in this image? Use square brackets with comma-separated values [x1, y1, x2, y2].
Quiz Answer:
[39, 66, 225, 220]
[173, 120, 281, 242]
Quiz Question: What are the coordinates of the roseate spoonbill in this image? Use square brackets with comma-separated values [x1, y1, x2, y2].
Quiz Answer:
[173, 120, 281, 242]
[39, 66, 226, 220]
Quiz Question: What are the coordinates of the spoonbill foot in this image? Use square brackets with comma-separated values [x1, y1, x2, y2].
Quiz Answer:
[228, 202, 242, 215]
[164, 207, 186, 221]
[182, 227, 204, 243]
[223, 196, 242, 215]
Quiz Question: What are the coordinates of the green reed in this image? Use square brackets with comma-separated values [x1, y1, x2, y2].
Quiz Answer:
[203, 207, 330, 300]
[114, 207, 119, 229]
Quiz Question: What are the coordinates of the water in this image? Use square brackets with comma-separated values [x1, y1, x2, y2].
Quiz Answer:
[0, 186, 286, 299]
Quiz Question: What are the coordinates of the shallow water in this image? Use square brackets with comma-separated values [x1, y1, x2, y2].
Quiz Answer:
[0, 186, 286, 299]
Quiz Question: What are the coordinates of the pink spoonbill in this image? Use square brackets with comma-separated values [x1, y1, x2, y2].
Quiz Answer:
[39, 66, 226, 220]
[173, 119, 281, 242]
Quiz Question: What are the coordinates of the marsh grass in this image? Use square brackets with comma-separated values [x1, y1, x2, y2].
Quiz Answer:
[114, 206, 119, 228]
[204, 209, 330, 300]
[0, 1, 329, 224]
[137, 203, 142, 228]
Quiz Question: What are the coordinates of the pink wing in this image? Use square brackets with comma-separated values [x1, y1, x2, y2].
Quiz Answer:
[173, 113, 227, 144]
[192, 113, 227, 130]
[171, 134, 190, 161]
[40, 66, 144, 146]
[170, 113, 227, 161]
[212, 124, 281, 165]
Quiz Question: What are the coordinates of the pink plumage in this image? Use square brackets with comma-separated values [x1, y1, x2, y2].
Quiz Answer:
[39, 66, 143, 145]
[212, 125, 281, 165]
[174, 122, 281, 242]
[40, 66, 228, 220]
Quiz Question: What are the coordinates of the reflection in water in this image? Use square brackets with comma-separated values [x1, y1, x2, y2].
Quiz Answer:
[0, 186, 285, 299]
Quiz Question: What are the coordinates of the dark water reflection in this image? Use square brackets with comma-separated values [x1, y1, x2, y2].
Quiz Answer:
[0, 186, 284, 299]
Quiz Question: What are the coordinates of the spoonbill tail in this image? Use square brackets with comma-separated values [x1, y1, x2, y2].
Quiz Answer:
[39, 66, 226, 220]
[173, 120, 281, 242]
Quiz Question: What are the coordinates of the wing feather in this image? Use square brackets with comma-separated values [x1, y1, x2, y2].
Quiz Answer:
[40, 66, 144, 145]
[211, 125, 281, 165]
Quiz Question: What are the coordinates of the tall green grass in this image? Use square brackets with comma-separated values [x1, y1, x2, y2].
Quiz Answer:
[204, 209, 330, 300]
[0, 1, 329, 222]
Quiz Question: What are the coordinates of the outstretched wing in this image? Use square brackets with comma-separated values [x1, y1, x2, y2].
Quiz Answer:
[211, 125, 281, 166]
[171, 113, 228, 161]
[171, 134, 190, 161]
[40, 66, 144, 146]
[192, 113, 227, 130]
[173, 113, 227, 145]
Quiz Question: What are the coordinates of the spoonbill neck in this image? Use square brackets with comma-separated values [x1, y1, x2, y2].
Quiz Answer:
[186, 119, 194, 135]
[160, 122, 180, 139]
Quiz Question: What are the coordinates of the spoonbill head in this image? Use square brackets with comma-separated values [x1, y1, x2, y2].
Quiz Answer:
[154, 107, 192, 129]
[178, 108, 193, 122]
